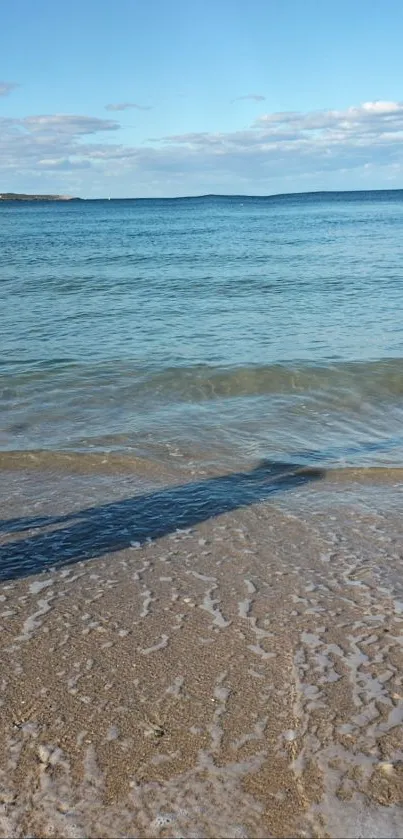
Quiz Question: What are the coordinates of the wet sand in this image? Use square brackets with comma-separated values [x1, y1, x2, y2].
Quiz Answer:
[1, 466, 403, 837]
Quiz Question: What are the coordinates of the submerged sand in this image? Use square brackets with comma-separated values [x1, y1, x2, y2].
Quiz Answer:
[1, 465, 403, 838]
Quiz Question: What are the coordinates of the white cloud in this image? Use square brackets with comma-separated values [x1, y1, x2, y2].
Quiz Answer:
[232, 94, 266, 103]
[23, 114, 119, 134]
[105, 102, 152, 111]
[256, 101, 403, 135]
[357, 101, 400, 115]
[1, 100, 403, 195]
[0, 81, 19, 97]
[0, 114, 120, 175]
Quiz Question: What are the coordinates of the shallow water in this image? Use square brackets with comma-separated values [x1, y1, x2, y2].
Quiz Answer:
[1, 191, 403, 471]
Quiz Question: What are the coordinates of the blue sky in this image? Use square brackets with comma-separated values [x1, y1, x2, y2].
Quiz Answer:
[1, 0, 403, 197]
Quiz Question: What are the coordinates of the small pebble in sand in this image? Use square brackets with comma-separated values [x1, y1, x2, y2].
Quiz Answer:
[37, 744, 52, 765]
[283, 730, 298, 742]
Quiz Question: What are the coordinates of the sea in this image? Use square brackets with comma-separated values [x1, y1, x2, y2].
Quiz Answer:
[1, 189, 403, 475]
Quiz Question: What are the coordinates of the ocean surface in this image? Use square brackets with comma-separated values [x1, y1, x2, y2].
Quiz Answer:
[1, 190, 403, 475]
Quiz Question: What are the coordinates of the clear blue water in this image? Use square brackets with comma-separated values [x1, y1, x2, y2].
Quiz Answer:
[1, 191, 403, 471]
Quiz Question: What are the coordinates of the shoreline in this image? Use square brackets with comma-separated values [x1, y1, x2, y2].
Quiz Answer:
[1, 468, 403, 837]
[0, 193, 79, 202]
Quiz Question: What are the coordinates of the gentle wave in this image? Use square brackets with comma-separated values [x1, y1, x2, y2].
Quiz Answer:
[106, 357, 403, 401]
[2, 358, 403, 469]
[2, 357, 403, 400]
[2, 449, 403, 486]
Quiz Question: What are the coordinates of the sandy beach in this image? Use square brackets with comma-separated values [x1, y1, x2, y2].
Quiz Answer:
[1, 462, 403, 838]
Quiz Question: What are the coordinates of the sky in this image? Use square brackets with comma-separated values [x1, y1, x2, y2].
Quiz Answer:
[1, 0, 403, 198]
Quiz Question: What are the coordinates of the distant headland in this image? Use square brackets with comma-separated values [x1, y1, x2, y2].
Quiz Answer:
[0, 193, 80, 201]
[1, 188, 402, 203]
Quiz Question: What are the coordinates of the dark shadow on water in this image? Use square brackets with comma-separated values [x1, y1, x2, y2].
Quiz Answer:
[0, 460, 324, 582]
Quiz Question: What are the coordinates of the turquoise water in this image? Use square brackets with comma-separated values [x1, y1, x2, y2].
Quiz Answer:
[1, 191, 403, 470]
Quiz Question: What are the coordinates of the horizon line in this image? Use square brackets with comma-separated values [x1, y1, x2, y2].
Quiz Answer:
[1, 187, 403, 202]
[89, 187, 403, 200]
